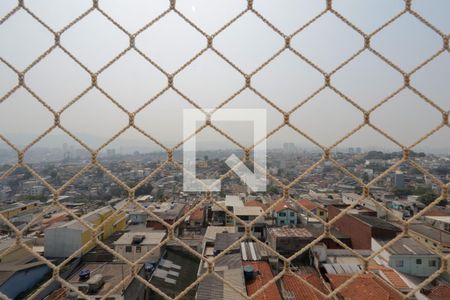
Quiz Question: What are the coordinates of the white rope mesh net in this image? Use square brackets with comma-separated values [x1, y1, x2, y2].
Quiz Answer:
[0, 0, 449, 299]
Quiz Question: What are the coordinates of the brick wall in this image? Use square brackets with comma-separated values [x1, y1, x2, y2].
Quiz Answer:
[328, 206, 372, 249]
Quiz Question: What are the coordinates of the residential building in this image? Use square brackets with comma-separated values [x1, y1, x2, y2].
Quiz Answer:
[113, 231, 166, 262]
[327, 273, 403, 300]
[328, 205, 401, 249]
[66, 262, 148, 299]
[44, 206, 127, 258]
[272, 200, 298, 226]
[281, 271, 329, 300]
[0, 201, 40, 219]
[423, 216, 450, 232]
[267, 228, 314, 256]
[372, 237, 440, 277]
[242, 261, 282, 300]
[297, 198, 327, 222]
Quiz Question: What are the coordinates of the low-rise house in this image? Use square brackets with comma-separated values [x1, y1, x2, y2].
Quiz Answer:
[281, 271, 329, 300]
[200, 226, 236, 261]
[423, 216, 450, 232]
[297, 199, 327, 222]
[185, 206, 204, 229]
[67, 262, 147, 299]
[372, 237, 440, 277]
[368, 265, 412, 294]
[272, 200, 298, 226]
[0, 201, 40, 219]
[234, 206, 266, 239]
[242, 261, 282, 300]
[267, 228, 314, 256]
[129, 211, 148, 225]
[210, 195, 244, 226]
[327, 273, 403, 300]
[196, 253, 246, 300]
[328, 205, 401, 249]
[113, 231, 166, 262]
[44, 206, 127, 258]
[146, 202, 186, 230]
[213, 232, 242, 255]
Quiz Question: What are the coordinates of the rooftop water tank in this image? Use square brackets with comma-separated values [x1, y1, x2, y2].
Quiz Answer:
[243, 265, 255, 281]
[79, 270, 90, 281]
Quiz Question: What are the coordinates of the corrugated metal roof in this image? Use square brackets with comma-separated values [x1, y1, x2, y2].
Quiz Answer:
[241, 241, 261, 261]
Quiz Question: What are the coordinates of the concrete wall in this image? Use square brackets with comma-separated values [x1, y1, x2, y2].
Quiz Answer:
[44, 227, 82, 258]
[389, 255, 440, 277]
[275, 209, 297, 226]
[115, 244, 162, 262]
[328, 206, 371, 249]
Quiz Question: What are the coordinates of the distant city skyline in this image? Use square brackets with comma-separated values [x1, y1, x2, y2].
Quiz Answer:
[1, 0, 449, 153]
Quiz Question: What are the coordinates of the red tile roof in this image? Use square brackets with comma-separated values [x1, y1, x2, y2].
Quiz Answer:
[282, 273, 328, 300]
[423, 208, 450, 217]
[273, 200, 296, 213]
[428, 283, 450, 300]
[245, 200, 268, 210]
[298, 199, 321, 211]
[242, 261, 282, 300]
[368, 265, 409, 290]
[327, 273, 403, 300]
[190, 207, 204, 221]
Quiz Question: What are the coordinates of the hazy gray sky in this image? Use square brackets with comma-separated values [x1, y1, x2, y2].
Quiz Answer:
[0, 0, 449, 152]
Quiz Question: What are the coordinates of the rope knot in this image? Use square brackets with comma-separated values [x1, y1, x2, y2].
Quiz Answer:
[18, 152, 24, 164]
[363, 186, 369, 197]
[18, 73, 24, 85]
[128, 113, 135, 126]
[284, 36, 291, 48]
[54, 113, 60, 126]
[91, 152, 97, 164]
[403, 74, 410, 87]
[91, 74, 97, 86]
[324, 74, 330, 86]
[245, 75, 251, 87]
[364, 112, 370, 124]
[207, 36, 213, 48]
[364, 36, 370, 48]
[247, 0, 253, 10]
[403, 149, 410, 160]
[443, 112, 449, 125]
[54, 32, 60, 44]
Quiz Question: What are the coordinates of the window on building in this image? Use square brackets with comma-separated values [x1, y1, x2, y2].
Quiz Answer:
[280, 220, 285, 225]
[429, 260, 436, 267]
[416, 259, 422, 265]
[136, 246, 141, 253]
[279, 212, 286, 217]
[396, 260, 404, 267]
[290, 212, 295, 217]
[290, 220, 295, 224]
[125, 246, 132, 253]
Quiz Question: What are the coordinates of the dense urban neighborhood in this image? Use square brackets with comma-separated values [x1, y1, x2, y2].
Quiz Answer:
[0, 145, 449, 299]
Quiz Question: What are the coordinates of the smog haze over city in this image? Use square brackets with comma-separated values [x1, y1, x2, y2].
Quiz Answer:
[0, 1, 450, 300]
